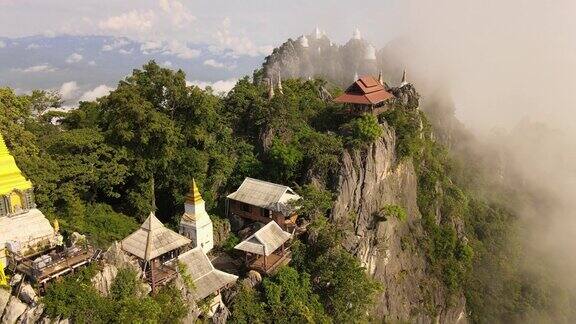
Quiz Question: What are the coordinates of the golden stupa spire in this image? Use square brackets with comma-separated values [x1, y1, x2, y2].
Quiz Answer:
[185, 178, 204, 204]
[0, 133, 32, 196]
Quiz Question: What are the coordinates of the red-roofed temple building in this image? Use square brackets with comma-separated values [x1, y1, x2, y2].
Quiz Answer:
[334, 75, 394, 114]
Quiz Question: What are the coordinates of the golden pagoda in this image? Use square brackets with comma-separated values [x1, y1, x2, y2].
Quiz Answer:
[0, 132, 56, 271]
[0, 133, 33, 215]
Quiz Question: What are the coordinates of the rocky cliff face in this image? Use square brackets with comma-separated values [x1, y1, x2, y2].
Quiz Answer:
[261, 30, 385, 87]
[331, 121, 467, 323]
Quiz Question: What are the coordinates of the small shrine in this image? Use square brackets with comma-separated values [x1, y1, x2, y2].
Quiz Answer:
[121, 212, 191, 293]
[234, 221, 292, 275]
[334, 75, 394, 114]
[179, 179, 214, 253]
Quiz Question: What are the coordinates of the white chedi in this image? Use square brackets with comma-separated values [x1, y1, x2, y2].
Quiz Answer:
[179, 179, 213, 253]
[365, 44, 376, 60]
[353, 27, 362, 40]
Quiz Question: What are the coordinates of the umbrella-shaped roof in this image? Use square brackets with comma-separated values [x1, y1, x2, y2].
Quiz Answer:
[121, 212, 191, 261]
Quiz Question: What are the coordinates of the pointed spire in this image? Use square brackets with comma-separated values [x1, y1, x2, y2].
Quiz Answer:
[142, 212, 164, 231]
[378, 70, 383, 85]
[185, 178, 204, 204]
[400, 69, 408, 86]
[151, 177, 156, 212]
[314, 26, 323, 39]
[277, 74, 283, 94]
[268, 78, 275, 99]
[353, 71, 359, 81]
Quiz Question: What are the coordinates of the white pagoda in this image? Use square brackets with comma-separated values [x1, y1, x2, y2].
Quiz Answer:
[179, 179, 213, 253]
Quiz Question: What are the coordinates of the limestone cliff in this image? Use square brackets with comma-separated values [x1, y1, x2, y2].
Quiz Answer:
[330, 123, 466, 323]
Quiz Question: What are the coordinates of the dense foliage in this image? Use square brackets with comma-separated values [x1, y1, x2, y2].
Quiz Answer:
[43, 267, 188, 323]
[1, 62, 382, 322]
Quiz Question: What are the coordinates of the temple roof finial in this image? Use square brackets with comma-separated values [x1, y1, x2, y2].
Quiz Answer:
[353, 71, 359, 81]
[378, 70, 383, 85]
[400, 69, 408, 86]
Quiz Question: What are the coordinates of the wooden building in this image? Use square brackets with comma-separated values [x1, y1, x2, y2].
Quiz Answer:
[178, 247, 237, 315]
[226, 178, 301, 230]
[234, 221, 292, 275]
[121, 212, 191, 293]
[334, 75, 394, 114]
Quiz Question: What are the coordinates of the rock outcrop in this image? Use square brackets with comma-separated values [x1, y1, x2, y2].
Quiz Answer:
[91, 264, 118, 296]
[1, 297, 26, 324]
[330, 120, 466, 323]
[261, 30, 380, 88]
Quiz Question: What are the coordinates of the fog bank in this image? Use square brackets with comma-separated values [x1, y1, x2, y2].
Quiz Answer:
[390, 0, 576, 306]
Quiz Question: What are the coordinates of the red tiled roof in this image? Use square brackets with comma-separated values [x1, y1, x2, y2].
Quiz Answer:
[334, 75, 394, 105]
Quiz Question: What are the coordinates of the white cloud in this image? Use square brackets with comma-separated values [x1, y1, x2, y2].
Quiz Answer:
[102, 38, 130, 51]
[162, 60, 173, 68]
[158, 0, 195, 28]
[65, 52, 83, 63]
[58, 81, 79, 100]
[0, 41, 5, 48]
[98, 10, 155, 33]
[186, 79, 238, 93]
[12, 64, 57, 73]
[162, 40, 200, 59]
[140, 40, 163, 53]
[80, 84, 114, 102]
[203, 59, 225, 69]
[118, 48, 133, 55]
[26, 43, 40, 50]
[213, 17, 273, 57]
[87, 60, 96, 66]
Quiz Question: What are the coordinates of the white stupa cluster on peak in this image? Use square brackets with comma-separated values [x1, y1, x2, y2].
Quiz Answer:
[353, 27, 362, 40]
[299, 35, 309, 48]
[365, 44, 376, 60]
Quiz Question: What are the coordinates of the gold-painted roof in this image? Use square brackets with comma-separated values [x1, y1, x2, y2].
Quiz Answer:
[185, 178, 204, 204]
[0, 133, 32, 196]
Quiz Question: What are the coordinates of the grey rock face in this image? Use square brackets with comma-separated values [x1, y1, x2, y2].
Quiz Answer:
[16, 304, 44, 324]
[262, 34, 379, 88]
[17, 284, 37, 306]
[0, 289, 10, 318]
[1, 297, 26, 324]
[102, 242, 142, 277]
[212, 303, 230, 324]
[331, 122, 467, 323]
[91, 264, 118, 296]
